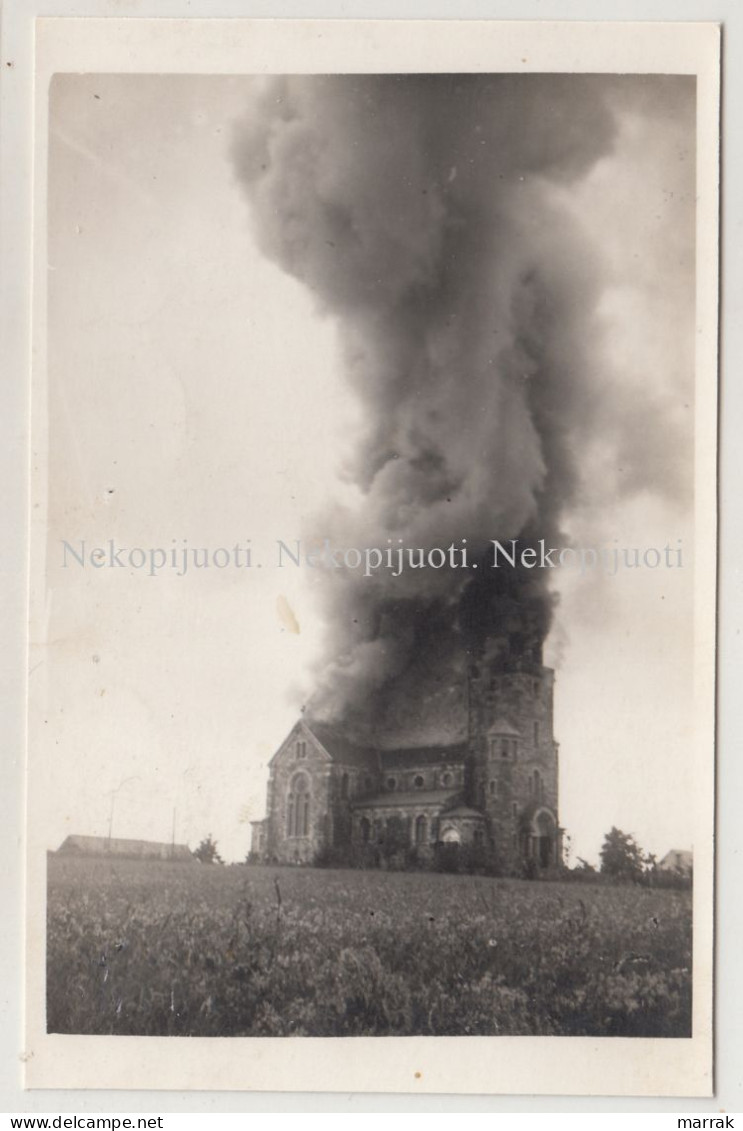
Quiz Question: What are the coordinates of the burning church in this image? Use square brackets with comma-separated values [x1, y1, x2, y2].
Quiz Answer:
[251, 636, 560, 871]
[234, 75, 682, 873]
[252, 543, 563, 870]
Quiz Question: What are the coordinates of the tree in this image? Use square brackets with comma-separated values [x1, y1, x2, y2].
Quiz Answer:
[194, 834, 224, 864]
[599, 827, 645, 882]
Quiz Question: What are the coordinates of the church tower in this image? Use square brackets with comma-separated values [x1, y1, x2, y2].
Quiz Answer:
[467, 631, 561, 871]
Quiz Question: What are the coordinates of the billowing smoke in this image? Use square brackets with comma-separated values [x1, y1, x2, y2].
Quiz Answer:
[232, 74, 692, 743]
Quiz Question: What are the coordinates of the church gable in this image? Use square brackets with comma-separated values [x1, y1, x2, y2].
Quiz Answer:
[269, 720, 332, 771]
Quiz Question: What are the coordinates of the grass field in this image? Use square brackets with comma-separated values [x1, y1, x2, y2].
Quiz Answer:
[47, 855, 692, 1037]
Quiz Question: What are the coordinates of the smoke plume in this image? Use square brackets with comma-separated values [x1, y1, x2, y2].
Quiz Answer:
[232, 75, 693, 742]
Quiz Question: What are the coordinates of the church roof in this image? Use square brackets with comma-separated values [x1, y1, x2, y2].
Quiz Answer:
[304, 721, 378, 768]
[351, 788, 461, 811]
[302, 721, 466, 770]
[379, 743, 468, 769]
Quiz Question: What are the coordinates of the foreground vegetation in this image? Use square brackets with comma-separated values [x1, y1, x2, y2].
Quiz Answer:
[47, 856, 692, 1037]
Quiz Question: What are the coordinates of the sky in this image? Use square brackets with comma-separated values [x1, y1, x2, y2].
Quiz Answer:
[37, 73, 696, 865]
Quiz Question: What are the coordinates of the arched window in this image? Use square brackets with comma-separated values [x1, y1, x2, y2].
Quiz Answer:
[386, 776, 397, 791]
[501, 738, 510, 758]
[287, 773, 310, 838]
[534, 808, 556, 868]
[301, 786, 310, 835]
[414, 774, 425, 789]
[441, 772, 452, 787]
[415, 815, 427, 845]
[340, 773, 349, 799]
[532, 770, 543, 801]
[296, 740, 307, 759]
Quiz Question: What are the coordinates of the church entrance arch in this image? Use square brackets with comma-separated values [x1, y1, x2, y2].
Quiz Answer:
[440, 826, 461, 844]
[532, 808, 556, 867]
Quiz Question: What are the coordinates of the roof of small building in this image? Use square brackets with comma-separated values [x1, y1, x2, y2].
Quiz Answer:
[659, 848, 693, 870]
[57, 834, 194, 859]
[351, 789, 462, 811]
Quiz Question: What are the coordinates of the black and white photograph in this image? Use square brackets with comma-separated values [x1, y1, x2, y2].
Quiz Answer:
[25, 18, 718, 1096]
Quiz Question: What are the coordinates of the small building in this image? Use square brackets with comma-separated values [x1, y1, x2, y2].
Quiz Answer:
[659, 848, 693, 875]
[56, 834, 194, 862]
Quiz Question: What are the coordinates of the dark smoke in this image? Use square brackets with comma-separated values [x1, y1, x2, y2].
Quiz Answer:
[232, 74, 691, 742]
